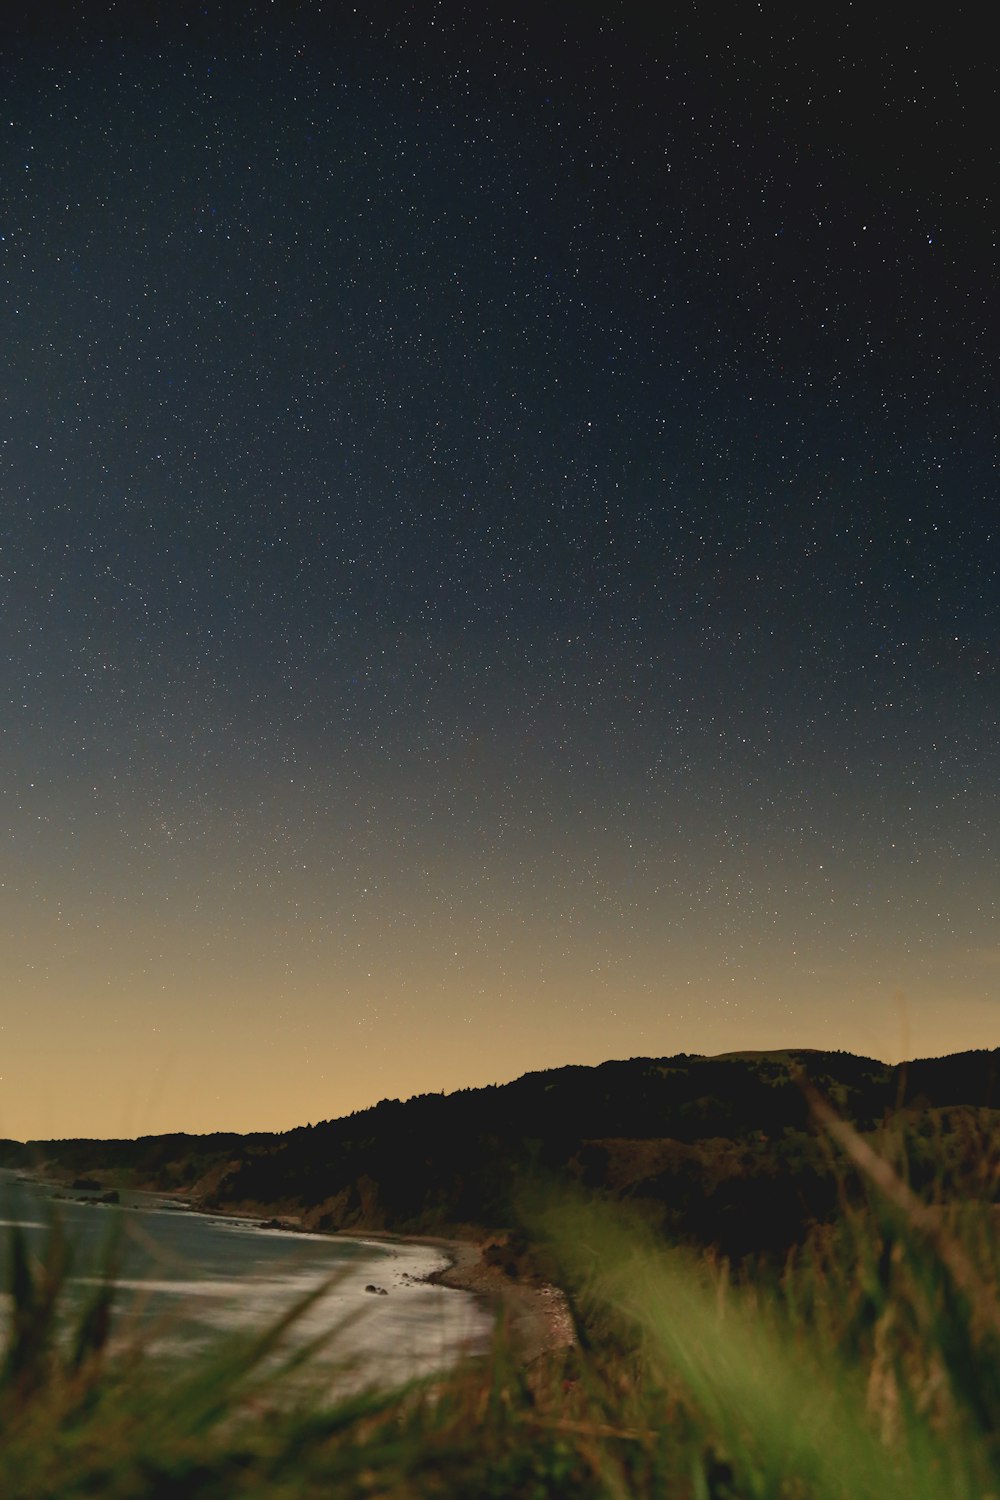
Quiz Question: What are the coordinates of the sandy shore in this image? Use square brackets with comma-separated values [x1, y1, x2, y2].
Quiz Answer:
[212, 1213, 577, 1365]
[66, 1184, 576, 1369]
[354, 1231, 576, 1366]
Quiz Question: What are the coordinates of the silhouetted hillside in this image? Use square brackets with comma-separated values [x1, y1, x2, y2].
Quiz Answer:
[3, 1047, 998, 1258]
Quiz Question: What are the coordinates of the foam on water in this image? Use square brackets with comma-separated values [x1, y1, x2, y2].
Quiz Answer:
[0, 1171, 492, 1388]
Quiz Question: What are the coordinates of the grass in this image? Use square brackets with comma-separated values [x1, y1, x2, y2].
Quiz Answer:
[3, 1113, 1000, 1497]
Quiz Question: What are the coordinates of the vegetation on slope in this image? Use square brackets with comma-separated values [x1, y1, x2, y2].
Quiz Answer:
[4, 1048, 999, 1263]
[4, 1102, 1000, 1497]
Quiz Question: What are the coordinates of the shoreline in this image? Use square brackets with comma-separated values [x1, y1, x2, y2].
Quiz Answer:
[350, 1229, 575, 1366]
[191, 1205, 576, 1366]
[9, 1173, 575, 1366]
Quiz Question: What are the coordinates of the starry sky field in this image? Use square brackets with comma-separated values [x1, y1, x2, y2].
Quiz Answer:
[2, 4, 997, 1139]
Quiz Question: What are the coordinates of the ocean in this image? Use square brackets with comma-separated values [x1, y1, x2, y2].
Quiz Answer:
[0, 1169, 493, 1390]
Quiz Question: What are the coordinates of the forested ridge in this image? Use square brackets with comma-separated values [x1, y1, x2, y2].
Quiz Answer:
[4, 1047, 999, 1258]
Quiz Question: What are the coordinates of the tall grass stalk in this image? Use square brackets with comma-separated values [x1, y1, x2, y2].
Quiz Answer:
[538, 1194, 993, 1500]
[5, 1121, 1000, 1497]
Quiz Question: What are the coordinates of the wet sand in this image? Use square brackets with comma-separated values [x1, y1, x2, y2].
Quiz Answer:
[356, 1231, 576, 1366]
[125, 1191, 575, 1368]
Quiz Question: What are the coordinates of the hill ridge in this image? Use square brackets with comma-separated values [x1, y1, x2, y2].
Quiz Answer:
[4, 1046, 998, 1259]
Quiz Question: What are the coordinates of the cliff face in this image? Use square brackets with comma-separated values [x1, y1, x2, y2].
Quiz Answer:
[6, 1048, 1000, 1258]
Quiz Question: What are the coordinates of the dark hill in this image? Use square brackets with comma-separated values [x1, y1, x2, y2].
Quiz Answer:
[3, 1047, 998, 1259]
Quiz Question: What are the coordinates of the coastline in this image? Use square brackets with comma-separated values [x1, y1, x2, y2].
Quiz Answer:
[212, 1211, 577, 1365]
[196, 1204, 576, 1365]
[10, 1173, 575, 1367]
[350, 1229, 576, 1366]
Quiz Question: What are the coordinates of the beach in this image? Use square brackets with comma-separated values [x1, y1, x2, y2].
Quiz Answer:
[357, 1231, 576, 1366]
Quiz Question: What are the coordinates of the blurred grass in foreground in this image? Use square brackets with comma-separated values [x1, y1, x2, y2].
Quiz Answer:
[4, 1112, 1000, 1498]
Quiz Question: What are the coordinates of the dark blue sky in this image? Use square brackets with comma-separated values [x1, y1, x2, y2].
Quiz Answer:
[2, 3, 997, 1136]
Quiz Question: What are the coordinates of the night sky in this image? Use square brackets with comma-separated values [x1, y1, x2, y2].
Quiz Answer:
[2, 5, 997, 1139]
